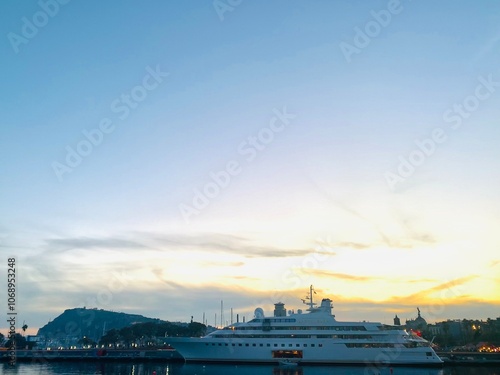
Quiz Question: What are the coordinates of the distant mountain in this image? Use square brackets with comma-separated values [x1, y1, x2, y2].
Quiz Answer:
[37, 308, 165, 342]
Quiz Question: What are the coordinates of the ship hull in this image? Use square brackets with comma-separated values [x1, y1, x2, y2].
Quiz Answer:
[168, 337, 443, 366]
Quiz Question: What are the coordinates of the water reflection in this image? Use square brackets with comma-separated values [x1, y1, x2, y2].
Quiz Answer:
[175, 363, 445, 375]
[3, 362, 500, 375]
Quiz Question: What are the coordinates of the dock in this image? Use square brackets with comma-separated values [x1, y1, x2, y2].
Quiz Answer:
[436, 351, 500, 366]
[0, 348, 184, 362]
[2, 349, 500, 366]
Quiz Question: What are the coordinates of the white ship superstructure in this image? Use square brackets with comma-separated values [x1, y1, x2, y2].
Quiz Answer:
[168, 286, 443, 366]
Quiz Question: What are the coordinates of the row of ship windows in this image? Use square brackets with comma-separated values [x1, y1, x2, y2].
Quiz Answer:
[205, 342, 406, 349]
[318, 334, 372, 339]
[345, 343, 432, 354]
[231, 326, 367, 331]
[345, 343, 396, 348]
[212, 334, 374, 339]
[247, 319, 297, 323]
[206, 343, 324, 348]
[404, 342, 431, 348]
[213, 334, 311, 339]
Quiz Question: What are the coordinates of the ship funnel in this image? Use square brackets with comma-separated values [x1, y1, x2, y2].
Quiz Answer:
[320, 298, 333, 314]
[273, 302, 286, 317]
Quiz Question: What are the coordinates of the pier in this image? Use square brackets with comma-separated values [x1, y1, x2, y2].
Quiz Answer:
[0, 348, 184, 363]
[436, 351, 500, 366]
[2, 349, 500, 366]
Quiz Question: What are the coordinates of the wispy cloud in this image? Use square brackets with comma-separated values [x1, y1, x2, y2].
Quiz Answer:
[337, 241, 370, 250]
[305, 176, 437, 250]
[300, 268, 438, 284]
[150, 232, 311, 258]
[389, 275, 478, 304]
[201, 261, 245, 267]
[406, 278, 439, 284]
[489, 259, 500, 268]
[35, 232, 310, 260]
[312, 269, 379, 282]
[310, 241, 370, 257]
[44, 236, 150, 253]
[474, 32, 500, 63]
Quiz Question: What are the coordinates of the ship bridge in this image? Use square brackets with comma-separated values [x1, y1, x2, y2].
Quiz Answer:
[309, 298, 333, 315]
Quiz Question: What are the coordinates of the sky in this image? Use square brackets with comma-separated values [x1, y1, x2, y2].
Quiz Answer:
[1, 1, 499, 336]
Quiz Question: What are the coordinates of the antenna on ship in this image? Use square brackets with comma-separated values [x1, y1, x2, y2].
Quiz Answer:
[302, 285, 317, 311]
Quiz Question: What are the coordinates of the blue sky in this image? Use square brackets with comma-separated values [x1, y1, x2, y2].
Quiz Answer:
[1, 1, 499, 334]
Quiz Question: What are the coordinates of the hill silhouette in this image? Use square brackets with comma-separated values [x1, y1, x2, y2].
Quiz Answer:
[37, 307, 165, 342]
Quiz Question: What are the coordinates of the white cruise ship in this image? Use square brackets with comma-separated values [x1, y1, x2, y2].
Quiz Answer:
[168, 286, 443, 366]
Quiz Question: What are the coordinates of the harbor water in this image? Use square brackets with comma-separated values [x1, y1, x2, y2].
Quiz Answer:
[1, 363, 500, 375]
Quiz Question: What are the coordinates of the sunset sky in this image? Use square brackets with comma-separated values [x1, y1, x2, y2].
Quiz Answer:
[1, 1, 499, 335]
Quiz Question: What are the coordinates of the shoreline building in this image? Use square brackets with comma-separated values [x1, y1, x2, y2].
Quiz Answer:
[405, 308, 428, 332]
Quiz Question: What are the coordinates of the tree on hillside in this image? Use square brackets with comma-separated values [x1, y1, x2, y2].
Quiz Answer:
[98, 320, 208, 348]
[99, 329, 120, 348]
[4, 333, 36, 350]
[78, 336, 97, 348]
[188, 322, 206, 337]
[119, 326, 135, 348]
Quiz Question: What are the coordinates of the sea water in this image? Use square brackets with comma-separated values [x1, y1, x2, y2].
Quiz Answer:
[1, 363, 500, 375]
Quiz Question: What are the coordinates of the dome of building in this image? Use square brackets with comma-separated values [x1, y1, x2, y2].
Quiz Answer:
[405, 307, 428, 331]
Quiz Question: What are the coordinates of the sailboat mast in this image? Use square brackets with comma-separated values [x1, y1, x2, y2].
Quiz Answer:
[220, 300, 223, 327]
[310, 285, 314, 308]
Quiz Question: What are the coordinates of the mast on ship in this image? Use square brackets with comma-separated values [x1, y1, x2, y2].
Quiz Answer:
[301, 284, 317, 311]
